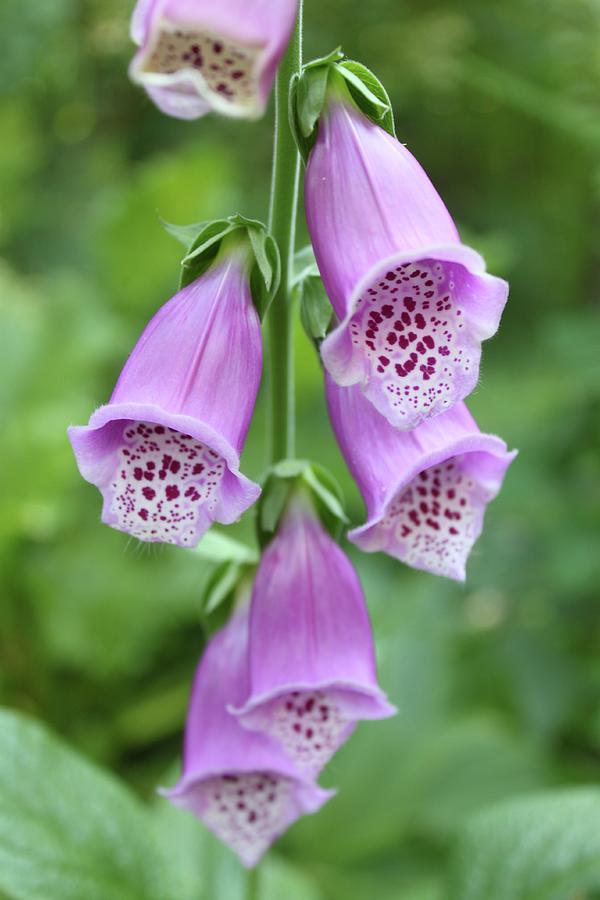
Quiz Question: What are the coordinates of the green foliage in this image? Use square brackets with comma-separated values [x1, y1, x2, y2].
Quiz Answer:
[0, 709, 167, 900]
[448, 788, 600, 900]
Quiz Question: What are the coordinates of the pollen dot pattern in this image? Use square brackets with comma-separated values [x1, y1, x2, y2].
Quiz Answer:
[146, 25, 260, 109]
[109, 421, 225, 545]
[349, 259, 470, 422]
[380, 458, 482, 577]
[199, 772, 293, 864]
[253, 691, 349, 775]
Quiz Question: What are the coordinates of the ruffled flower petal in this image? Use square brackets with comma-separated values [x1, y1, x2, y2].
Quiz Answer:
[326, 377, 517, 581]
[233, 497, 396, 776]
[129, 0, 299, 120]
[306, 97, 509, 429]
[68, 250, 262, 546]
[162, 607, 332, 868]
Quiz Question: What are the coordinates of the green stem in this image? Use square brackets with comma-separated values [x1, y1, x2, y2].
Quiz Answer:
[245, 866, 260, 900]
[267, 2, 303, 464]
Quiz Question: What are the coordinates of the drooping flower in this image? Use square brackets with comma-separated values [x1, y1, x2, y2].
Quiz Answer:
[129, 0, 299, 120]
[326, 376, 516, 580]
[162, 604, 332, 868]
[305, 92, 509, 430]
[233, 494, 395, 776]
[68, 241, 262, 547]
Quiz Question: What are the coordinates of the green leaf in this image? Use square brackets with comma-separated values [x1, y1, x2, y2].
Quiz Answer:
[194, 529, 258, 565]
[298, 275, 332, 340]
[448, 787, 600, 900]
[0, 708, 167, 900]
[337, 60, 396, 137]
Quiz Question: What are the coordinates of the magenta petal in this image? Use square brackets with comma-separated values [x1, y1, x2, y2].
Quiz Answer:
[129, 0, 299, 120]
[162, 607, 332, 868]
[306, 99, 509, 429]
[326, 377, 517, 582]
[233, 499, 396, 776]
[68, 251, 262, 547]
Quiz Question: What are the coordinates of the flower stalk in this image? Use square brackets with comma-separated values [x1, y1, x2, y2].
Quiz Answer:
[267, 2, 303, 463]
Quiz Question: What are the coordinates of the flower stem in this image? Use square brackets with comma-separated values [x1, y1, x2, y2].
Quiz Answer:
[267, 2, 303, 464]
[246, 866, 260, 900]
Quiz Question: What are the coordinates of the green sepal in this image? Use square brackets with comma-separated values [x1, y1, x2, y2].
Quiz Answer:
[336, 60, 396, 137]
[199, 559, 255, 637]
[159, 217, 209, 250]
[290, 51, 396, 163]
[194, 528, 258, 565]
[292, 244, 320, 284]
[289, 48, 344, 164]
[162, 214, 281, 321]
[256, 459, 348, 549]
[298, 275, 332, 341]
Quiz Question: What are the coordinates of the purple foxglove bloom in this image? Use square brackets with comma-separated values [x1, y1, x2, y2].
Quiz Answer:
[305, 96, 509, 430]
[129, 0, 299, 120]
[163, 605, 332, 868]
[68, 245, 261, 547]
[234, 497, 396, 776]
[326, 376, 516, 581]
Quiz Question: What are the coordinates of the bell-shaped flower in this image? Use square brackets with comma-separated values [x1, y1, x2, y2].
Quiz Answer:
[305, 93, 509, 430]
[129, 0, 299, 120]
[233, 494, 395, 776]
[68, 241, 262, 547]
[326, 376, 516, 581]
[162, 604, 332, 868]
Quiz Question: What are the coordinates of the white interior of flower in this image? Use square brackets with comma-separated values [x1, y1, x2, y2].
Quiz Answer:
[198, 771, 294, 865]
[109, 421, 225, 545]
[143, 23, 261, 110]
[249, 690, 350, 775]
[380, 455, 485, 577]
[350, 259, 471, 422]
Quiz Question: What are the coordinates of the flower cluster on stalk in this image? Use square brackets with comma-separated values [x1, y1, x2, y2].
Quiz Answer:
[68, 1, 516, 867]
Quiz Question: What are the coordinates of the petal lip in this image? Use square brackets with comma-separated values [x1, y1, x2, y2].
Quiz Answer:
[129, 41, 267, 120]
[159, 773, 335, 808]
[349, 434, 518, 582]
[70, 402, 246, 479]
[321, 242, 509, 412]
[158, 774, 334, 868]
[230, 680, 397, 723]
[68, 401, 261, 534]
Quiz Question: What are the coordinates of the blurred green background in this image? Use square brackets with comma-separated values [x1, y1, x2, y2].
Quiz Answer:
[1, 0, 600, 897]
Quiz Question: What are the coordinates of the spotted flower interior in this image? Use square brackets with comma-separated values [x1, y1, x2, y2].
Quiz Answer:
[143, 24, 260, 110]
[197, 771, 294, 866]
[349, 258, 475, 425]
[378, 454, 492, 579]
[246, 691, 352, 776]
[108, 421, 225, 545]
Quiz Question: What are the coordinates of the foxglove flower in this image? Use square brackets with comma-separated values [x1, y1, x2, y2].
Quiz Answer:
[326, 376, 516, 581]
[129, 0, 299, 120]
[234, 496, 395, 776]
[163, 605, 332, 867]
[68, 244, 261, 547]
[305, 95, 509, 430]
